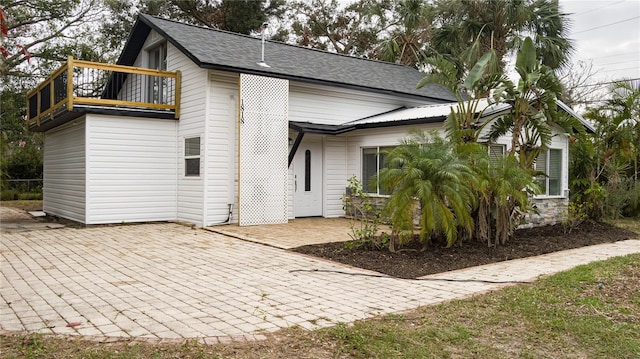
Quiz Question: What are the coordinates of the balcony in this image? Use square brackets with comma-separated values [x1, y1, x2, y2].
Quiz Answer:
[26, 56, 181, 131]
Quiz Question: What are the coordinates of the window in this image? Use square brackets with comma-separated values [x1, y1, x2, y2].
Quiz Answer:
[185, 137, 200, 177]
[362, 146, 393, 195]
[304, 150, 311, 191]
[147, 43, 167, 103]
[488, 144, 506, 164]
[536, 149, 562, 196]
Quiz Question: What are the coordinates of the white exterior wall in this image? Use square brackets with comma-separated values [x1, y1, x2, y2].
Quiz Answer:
[344, 124, 443, 187]
[289, 82, 427, 125]
[288, 81, 435, 219]
[85, 114, 177, 224]
[167, 42, 208, 226]
[206, 71, 239, 225]
[43, 119, 86, 223]
[479, 119, 570, 198]
[323, 135, 347, 217]
[540, 130, 570, 198]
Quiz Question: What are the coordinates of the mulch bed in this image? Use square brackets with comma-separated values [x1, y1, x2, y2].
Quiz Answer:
[290, 221, 638, 279]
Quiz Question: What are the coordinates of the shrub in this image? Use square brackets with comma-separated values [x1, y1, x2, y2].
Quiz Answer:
[342, 176, 387, 250]
[380, 131, 476, 250]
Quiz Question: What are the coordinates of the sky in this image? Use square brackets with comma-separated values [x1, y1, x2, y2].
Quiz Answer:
[560, 0, 640, 87]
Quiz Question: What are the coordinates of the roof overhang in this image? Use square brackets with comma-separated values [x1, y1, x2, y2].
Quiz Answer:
[289, 99, 594, 135]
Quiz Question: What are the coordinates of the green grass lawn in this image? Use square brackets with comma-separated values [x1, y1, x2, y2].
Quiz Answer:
[2, 252, 638, 358]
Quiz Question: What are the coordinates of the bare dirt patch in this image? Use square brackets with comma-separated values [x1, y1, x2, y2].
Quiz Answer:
[291, 221, 638, 279]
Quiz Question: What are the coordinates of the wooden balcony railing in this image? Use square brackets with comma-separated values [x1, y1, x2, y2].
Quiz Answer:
[26, 56, 181, 128]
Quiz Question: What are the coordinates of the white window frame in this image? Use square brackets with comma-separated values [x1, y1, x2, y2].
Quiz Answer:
[535, 148, 563, 197]
[361, 146, 393, 196]
[184, 137, 201, 177]
[488, 144, 506, 164]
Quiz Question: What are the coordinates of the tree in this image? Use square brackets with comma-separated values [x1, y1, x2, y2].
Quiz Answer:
[287, 0, 388, 56]
[430, 0, 573, 77]
[1, 1, 106, 196]
[417, 48, 539, 246]
[379, 130, 477, 250]
[485, 37, 582, 169]
[171, 0, 286, 35]
[573, 80, 640, 218]
[418, 49, 501, 146]
[100, 0, 176, 59]
[558, 60, 602, 108]
[1, 0, 105, 78]
[375, 0, 433, 67]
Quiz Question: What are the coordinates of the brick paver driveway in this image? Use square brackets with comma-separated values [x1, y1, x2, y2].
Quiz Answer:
[2, 222, 639, 342]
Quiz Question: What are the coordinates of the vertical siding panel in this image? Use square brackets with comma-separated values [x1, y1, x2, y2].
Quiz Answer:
[43, 119, 86, 223]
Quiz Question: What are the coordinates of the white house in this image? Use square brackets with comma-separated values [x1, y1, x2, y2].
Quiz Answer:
[26, 14, 591, 227]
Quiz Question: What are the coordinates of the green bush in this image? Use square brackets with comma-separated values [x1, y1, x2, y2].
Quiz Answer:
[622, 179, 640, 218]
[1, 189, 20, 201]
[603, 178, 640, 219]
[342, 176, 388, 250]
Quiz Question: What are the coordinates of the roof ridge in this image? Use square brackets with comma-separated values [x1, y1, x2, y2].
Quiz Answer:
[141, 14, 415, 70]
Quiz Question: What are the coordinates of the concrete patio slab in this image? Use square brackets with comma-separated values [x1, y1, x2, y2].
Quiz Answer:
[208, 217, 389, 249]
[0, 206, 65, 233]
[1, 222, 639, 343]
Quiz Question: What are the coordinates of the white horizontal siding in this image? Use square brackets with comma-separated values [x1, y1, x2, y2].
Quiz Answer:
[168, 42, 208, 226]
[85, 114, 177, 224]
[289, 81, 428, 126]
[206, 71, 239, 225]
[43, 119, 86, 223]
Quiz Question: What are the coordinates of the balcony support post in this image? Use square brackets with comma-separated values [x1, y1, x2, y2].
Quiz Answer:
[174, 70, 181, 119]
[66, 56, 73, 111]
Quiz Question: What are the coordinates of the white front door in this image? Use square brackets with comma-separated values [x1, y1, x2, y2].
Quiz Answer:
[294, 140, 323, 217]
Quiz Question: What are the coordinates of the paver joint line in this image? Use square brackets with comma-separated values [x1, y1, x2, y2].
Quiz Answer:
[1, 220, 638, 344]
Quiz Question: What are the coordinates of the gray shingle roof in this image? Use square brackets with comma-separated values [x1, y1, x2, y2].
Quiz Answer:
[126, 14, 455, 102]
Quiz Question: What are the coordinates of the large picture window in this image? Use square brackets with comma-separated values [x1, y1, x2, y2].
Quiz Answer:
[185, 137, 200, 177]
[536, 149, 562, 196]
[362, 146, 393, 195]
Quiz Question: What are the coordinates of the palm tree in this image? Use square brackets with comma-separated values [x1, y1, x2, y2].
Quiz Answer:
[484, 37, 583, 169]
[379, 130, 477, 250]
[430, 0, 573, 76]
[472, 153, 539, 246]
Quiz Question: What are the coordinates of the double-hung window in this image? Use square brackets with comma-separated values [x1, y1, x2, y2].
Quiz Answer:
[362, 146, 393, 195]
[536, 149, 562, 196]
[185, 137, 200, 177]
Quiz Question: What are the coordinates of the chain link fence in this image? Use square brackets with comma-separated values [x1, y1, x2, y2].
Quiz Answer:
[2, 179, 43, 200]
